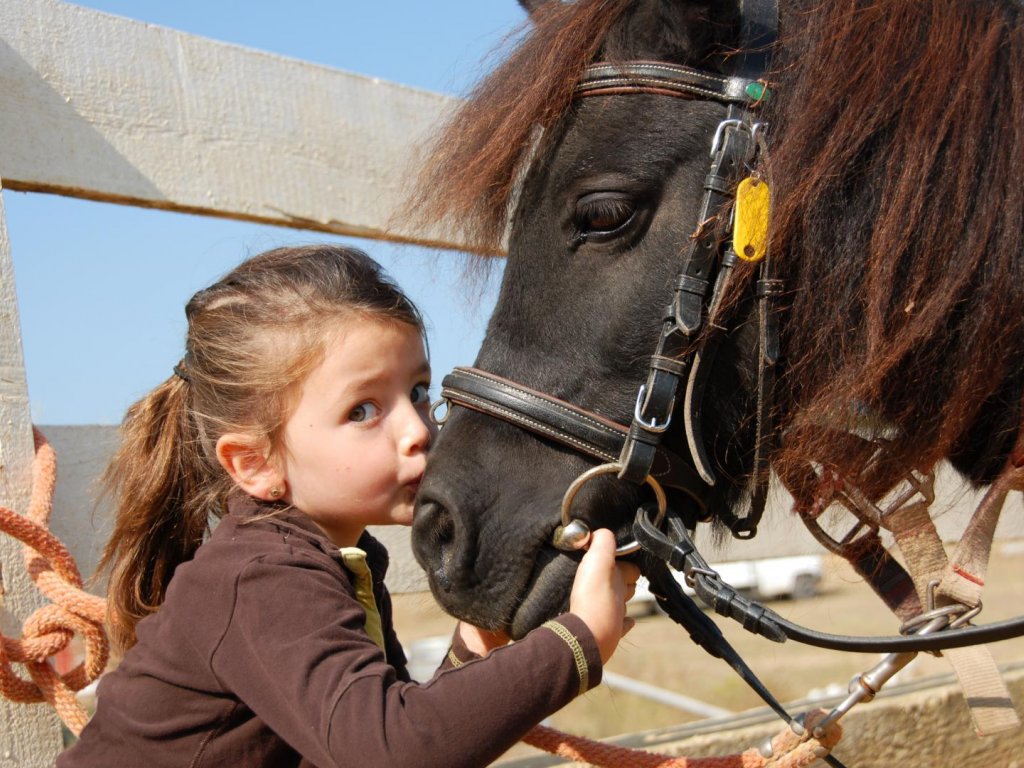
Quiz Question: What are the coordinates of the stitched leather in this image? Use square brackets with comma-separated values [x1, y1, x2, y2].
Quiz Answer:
[577, 61, 758, 105]
[440, 367, 709, 511]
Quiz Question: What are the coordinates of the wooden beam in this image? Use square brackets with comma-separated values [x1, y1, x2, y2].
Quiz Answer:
[0, 0, 467, 249]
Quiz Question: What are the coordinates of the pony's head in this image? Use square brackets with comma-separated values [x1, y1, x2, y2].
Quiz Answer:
[411, 0, 1024, 638]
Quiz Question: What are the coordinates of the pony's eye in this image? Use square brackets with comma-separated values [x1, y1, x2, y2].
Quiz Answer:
[573, 192, 637, 240]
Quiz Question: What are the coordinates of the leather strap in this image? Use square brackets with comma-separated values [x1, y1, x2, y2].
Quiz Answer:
[576, 61, 762, 105]
[632, 505, 1024, 653]
[439, 367, 711, 513]
[888, 497, 1020, 735]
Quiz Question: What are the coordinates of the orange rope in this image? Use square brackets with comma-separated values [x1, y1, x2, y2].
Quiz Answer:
[523, 709, 842, 768]
[0, 428, 109, 735]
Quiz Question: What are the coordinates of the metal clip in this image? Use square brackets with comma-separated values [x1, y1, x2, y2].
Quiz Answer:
[683, 566, 719, 590]
[813, 614, 945, 737]
[813, 580, 978, 736]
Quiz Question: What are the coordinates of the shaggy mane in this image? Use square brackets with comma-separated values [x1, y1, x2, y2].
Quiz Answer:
[765, 0, 1024, 491]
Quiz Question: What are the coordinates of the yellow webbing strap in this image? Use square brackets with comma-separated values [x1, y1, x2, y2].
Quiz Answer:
[339, 547, 385, 651]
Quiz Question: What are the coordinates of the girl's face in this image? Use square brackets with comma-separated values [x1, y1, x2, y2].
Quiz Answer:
[279, 318, 435, 548]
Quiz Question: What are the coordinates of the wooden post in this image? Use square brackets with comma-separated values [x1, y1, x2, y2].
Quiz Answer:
[0, 182, 63, 767]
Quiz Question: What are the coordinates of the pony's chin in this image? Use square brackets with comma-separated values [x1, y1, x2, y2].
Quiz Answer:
[507, 550, 577, 639]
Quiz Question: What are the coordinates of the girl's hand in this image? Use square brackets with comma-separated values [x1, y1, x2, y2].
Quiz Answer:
[568, 528, 639, 663]
[457, 622, 511, 657]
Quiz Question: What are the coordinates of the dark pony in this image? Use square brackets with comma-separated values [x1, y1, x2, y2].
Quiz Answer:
[410, 0, 1024, 638]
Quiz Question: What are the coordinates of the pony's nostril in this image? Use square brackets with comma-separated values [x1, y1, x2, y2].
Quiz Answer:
[416, 499, 454, 547]
[413, 498, 456, 592]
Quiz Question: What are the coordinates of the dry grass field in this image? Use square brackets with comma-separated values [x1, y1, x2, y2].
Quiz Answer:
[391, 540, 1024, 764]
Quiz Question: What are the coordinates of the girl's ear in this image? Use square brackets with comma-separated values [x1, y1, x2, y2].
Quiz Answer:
[215, 434, 285, 501]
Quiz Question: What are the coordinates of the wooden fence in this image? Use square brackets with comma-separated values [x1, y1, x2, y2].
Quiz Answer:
[1, 1, 1021, 765]
[0, 0, 465, 761]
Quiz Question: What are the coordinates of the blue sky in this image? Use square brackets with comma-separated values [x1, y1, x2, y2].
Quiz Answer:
[6, 2, 529, 424]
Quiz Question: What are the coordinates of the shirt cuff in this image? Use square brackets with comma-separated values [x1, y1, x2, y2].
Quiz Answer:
[440, 626, 480, 670]
[540, 613, 603, 694]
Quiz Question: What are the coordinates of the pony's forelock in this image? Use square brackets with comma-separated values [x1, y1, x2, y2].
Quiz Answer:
[407, 0, 634, 254]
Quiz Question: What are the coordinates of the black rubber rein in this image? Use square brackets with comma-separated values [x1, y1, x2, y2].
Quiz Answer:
[634, 506, 1024, 654]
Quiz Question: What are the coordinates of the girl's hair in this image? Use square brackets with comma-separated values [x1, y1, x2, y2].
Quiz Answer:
[99, 244, 424, 651]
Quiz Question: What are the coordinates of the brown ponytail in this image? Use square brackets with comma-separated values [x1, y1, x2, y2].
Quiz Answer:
[99, 375, 214, 651]
[98, 245, 424, 651]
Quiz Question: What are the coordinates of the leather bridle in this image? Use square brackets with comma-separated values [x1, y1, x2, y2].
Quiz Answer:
[437, 0, 781, 549]
[438, 68, 779, 553]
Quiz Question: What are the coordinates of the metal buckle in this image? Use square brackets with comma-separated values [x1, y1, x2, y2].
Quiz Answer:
[633, 384, 674, 433]
[709, 117, 764, 160]
[709, 118, 743, 157]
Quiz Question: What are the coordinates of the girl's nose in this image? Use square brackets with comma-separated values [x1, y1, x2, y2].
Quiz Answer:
[399, 402, 434, 454]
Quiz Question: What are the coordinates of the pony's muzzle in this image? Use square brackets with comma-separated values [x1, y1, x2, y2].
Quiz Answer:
[412, 498, 455, 592]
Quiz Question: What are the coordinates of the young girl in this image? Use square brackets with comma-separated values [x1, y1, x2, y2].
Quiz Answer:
[59, 245, 638, 768]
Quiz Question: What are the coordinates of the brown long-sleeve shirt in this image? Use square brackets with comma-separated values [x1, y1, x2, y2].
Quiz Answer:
[58, 501, 601, 768]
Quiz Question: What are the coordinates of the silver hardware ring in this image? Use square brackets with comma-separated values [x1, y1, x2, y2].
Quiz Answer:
[429, 398, 450, 426]
[553, 462, 667, 556]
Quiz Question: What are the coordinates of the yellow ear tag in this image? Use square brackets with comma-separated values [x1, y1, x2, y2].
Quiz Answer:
[734, 176, 771, 262]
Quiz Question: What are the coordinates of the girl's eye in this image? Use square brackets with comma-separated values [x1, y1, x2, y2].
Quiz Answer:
[349, 402, 380, 423]
[410, 383, 430, 405]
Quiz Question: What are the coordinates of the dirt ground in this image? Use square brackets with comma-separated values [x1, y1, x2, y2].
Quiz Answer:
[390, 540, 1024, 763]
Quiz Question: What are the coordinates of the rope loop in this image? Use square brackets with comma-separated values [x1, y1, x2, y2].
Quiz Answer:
[522, 708, 841, 767]
[0, 427, 110, 735]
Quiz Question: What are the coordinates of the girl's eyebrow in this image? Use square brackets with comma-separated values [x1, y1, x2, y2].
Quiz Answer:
[339, 359, 432, 398]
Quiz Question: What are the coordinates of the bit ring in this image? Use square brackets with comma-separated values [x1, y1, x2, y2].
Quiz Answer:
[558, 462, 667, 556]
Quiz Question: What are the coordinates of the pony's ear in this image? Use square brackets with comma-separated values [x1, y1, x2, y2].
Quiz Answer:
[518, 0, 555, 17]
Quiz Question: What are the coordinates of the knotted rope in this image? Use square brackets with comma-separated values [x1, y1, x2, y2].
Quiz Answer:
[523, 709, 841, 768]
[0, 428, 109, 735]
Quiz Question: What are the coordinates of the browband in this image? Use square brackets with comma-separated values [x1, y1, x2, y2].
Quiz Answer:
[575, 61, 766, 106]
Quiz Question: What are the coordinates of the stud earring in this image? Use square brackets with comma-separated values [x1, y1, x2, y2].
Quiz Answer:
[269, 486, 283, 499]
